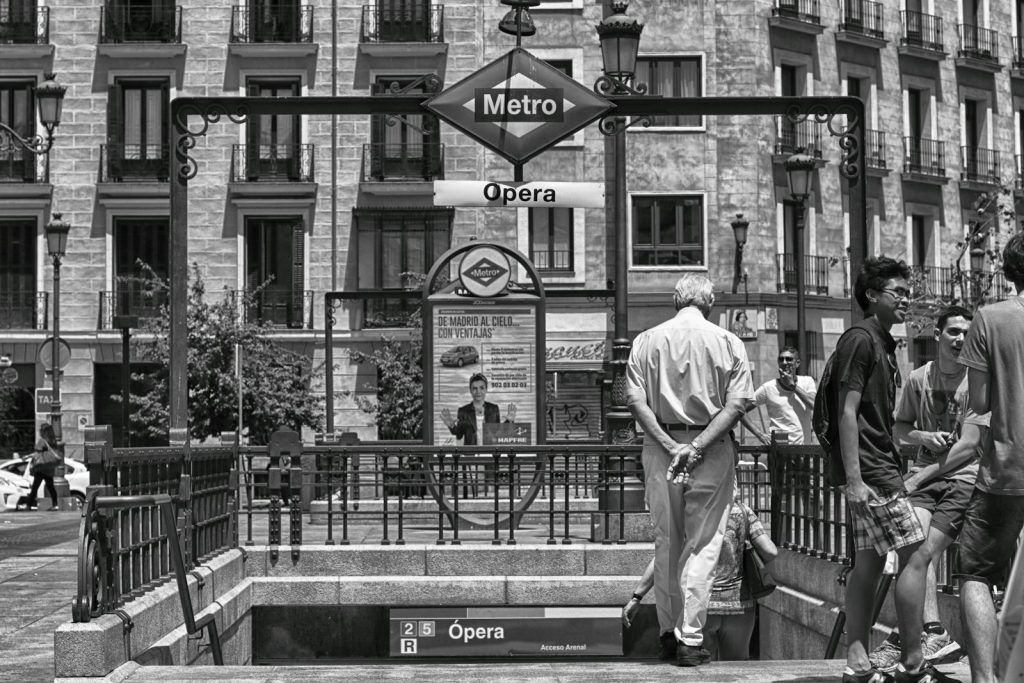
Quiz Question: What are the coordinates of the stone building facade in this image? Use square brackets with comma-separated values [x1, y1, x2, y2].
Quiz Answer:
[0, 0, 1022, 453]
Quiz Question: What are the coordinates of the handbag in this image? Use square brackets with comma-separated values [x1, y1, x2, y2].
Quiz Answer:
[743, 542, 777, 600]
[33, 446, 59, 468]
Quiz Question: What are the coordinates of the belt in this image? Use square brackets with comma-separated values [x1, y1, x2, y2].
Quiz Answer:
[658, 422, 709, 432]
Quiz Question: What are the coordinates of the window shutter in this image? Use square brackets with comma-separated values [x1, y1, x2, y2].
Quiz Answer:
[107, 84, 123, 180]
[291, 222, 305, 328]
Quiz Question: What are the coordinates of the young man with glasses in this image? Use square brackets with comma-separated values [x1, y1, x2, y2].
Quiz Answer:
[740, 346, 817, 445]
[831, 257, 946, 683]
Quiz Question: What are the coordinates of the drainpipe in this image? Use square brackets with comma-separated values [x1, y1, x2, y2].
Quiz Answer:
[331, 0, 338, 290]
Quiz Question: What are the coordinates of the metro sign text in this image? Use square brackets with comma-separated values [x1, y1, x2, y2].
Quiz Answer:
[476, 88, 563, 122]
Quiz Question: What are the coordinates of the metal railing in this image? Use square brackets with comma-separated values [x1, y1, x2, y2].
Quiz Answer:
[363, 294, 420, 329]
[903, 137, 946, 177]
[961, 146, 1000, 185]
[531, 250, 573, 271]
[865, 129, 886, 170]
[910, 264, 956, 300]
[100, 143, 170, 182]
[774, 118, 823, 157]
[230, 4, 313, 43]
[958, 24, 999, 61]
[1014, 36, 1024, 69]
[230, 143, 314, 182]
[0, 5, 48, 44]
[777, 253, 831, 295]
[232, 289, 314, 329]
[361, 142, 444, 181]
[360, 3, 444, 43]
[0, 148, 41, 182]
[771, 0, 820, 25]
[900, 10, 943, 52]
[100, 3, 181, 43]
[0, 291, 48, 330]
[838, 0, 883, 39]
[98, 288, 168, 330]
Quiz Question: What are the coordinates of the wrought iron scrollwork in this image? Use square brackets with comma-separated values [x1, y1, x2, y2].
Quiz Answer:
[593, 75, 647, 97]
[384, 73, 442, 95]
[325, 296, 344, 329]
[173, 102, 250, 181]
[597, 115, 651, 137]
[785, 102, 861, 180]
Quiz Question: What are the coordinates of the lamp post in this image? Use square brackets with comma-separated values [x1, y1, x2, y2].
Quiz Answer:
[45, 213, 71, 508]
[0, 73, 65, 159]
[784, 150, 815, 356]
[731, 213, 749, 295]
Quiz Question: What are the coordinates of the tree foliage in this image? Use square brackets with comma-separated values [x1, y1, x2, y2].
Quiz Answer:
[125, 263, 324, 445]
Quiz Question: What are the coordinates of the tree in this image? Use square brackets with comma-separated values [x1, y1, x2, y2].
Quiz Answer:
[124, 263, 324, 445]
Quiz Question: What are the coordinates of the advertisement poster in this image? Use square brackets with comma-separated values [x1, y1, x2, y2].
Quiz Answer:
[432, 304, 536, 446]
[390, 607, 622, 657]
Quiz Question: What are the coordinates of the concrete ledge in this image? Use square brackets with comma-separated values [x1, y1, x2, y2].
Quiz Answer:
[506, 576, 636, 604]
[585, 544, 653, 576]
[257, 545, 428, 578]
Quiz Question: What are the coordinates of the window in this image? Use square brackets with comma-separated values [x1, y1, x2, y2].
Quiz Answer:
[356, 208, 452, 288]
[246, 78, 301, 180]
[911, 215, 930, 265]
[0, 219, 37, 329]
[249, 0, 300, 42]
[631, 194, 704, 267]
[369, 75, 441, 180]
[0, 81, 35, 182]
[634, 56, 702, 127]
[114, 217, 169, 317]
[529, 207, 573, 271]
[107, 79, 169, 180]
[245, 217, 306, 327]
[375, 0, 432, 42]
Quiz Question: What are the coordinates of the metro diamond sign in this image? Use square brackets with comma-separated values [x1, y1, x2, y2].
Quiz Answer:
[426, 48, 614, 164]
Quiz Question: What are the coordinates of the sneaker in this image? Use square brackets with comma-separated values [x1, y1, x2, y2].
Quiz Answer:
[869, 635, 903, 673]
[842, 668, 895, 683]
[921, 630, 961, 664]
[658, 632, 677, 661]
[893, 662, 961, 682]
[676, 642, 711, 667]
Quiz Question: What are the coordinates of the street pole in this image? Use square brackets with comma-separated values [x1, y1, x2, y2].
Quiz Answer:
[49, 252, 70, 507]
[113, 315, 138, 447]
[794, 201, 807, 356]
[607, 122, 632, 445]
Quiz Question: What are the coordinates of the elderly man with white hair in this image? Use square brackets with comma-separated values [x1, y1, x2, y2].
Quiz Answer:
[626, 273, 754, 667]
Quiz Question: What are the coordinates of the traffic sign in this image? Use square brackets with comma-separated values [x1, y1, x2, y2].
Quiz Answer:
[35, 388, 53, 415]
[425, 48, 613, 164]
[434, 180, 604, 208]
[458, 245, 512, 297]
[37, 337, 71, 371]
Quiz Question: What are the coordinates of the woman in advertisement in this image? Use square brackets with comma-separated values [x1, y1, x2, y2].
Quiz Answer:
[441, 373, 517, 445]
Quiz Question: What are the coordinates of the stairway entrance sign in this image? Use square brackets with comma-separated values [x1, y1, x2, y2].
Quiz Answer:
[425, 48, 613, 164]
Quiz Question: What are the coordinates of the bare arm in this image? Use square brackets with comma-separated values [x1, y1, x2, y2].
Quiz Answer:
[627, 399, 678, 455]
[968, 367, 990, 415]
[752, 534, 778, 564]
[739, 413, 770, 445]
[906, 423, 984, 491]
[692, 397, 753, 452]
[838, 386, 880, 511]
[895, 417, 951, 454]
[792, 381, 816, 410]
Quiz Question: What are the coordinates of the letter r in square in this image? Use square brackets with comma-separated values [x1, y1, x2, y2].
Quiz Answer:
[400, 638, 418, 654]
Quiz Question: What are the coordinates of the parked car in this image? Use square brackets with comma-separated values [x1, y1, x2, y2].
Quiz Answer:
[0, 469, 31, 511]
[0, 455, 88, 508]
[440, 345, 479, 368]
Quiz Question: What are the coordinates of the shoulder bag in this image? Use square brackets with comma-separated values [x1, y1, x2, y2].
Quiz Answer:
[743, 542, 777, 600]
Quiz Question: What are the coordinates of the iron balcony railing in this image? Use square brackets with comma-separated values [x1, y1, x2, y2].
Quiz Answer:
[774, 117, 823, 157]
[361, 142, 444, 181]
[0, 291, 48, 330]
[1014, 36, 1024, 69]
[362, 294, 419, 329]
[900, 10, 943, 52]
[98, 287, 168, 330]
[903, 137, 946, 177]
[230, 4, 313, 43]
[100, 3, 181, 43]
[1016, 154, 1024, 192]
[360, 3, 444, 43]
[958, 24, 999, 61]
[961, 146, 1000, 185]
[838, 0, 883, 39]
[0, 5, 48, 44]
[772, 0, 820, 25]
[990, 273, 1014, 301]
[100, 143, 170, 182]
[231, 143, 314, 182]
[865, 129, 886, 170]
[233, 289, 314, 329]
[909, 264, 955, 300]
[531, 250, 572, 271]
[777, 253, 831, 295]
[0, 147, 42, 182]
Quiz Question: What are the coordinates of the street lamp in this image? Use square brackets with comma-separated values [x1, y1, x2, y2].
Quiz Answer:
[45, 212, 71, 508]
[731, 213, 749, 295]
[498, 0, 538, 41]
[0, 73, 66, 156]
[784, 150, 816, 357]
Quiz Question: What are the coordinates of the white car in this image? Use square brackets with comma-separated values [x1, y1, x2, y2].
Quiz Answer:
[0, 456, 88, 508]
[0, 469, 32, 511]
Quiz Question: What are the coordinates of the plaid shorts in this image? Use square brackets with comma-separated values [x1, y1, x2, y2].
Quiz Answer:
[850, 491, 926, 556]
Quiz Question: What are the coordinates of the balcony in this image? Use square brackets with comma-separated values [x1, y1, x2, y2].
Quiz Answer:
[956, 24, 1001, 72]
[100, 144, 169, 183]
[231, 144, 314, 183]
[100, 3, 180, 43]
[902, 137, 947, 184]
[0, 6, 48, 44]
[899, 10, 946, 59]
[98, 287, 168, 330]
[361, 143, 444, 182]
[0, 148, 43, 183]
[230, 4, 313, 46]
[0, 291, 47, 330]
[773, 118, 824, 159]
[360, 3, 443, 43]
[233, 289, 314, 329]
[363, 294, 419, 329]
[960, 146, 1000, 188]
[909, 265, 955, 300]
[768, 0, 824, 35]
[531, 249, 573, 273]
[865, 129, 887, 174]
[777, 253, 831, 295]
[836, 0, 885, 48]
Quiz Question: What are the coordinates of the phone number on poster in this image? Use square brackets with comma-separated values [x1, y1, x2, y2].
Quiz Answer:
[492, 381, 528, 389]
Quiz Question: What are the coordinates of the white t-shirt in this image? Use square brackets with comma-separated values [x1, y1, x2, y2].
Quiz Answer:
[752, 375, 817, 444]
